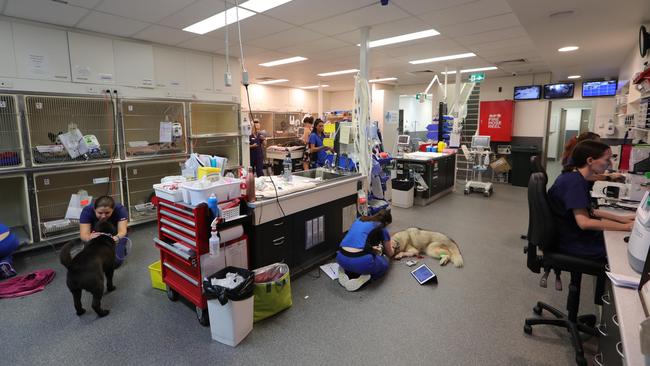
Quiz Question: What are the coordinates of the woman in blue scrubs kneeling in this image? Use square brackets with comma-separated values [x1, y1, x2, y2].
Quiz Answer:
[336, 210, 395, 291]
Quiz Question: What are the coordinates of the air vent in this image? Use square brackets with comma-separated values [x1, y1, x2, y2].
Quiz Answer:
[496, 59, 527, 66]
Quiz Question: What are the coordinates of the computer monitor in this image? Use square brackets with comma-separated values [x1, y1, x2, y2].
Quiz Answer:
[397, 135, 410, 145]
[471, 135, 491, 149]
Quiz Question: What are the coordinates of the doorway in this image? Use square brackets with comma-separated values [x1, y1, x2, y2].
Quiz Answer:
[545, 100, 595, 183]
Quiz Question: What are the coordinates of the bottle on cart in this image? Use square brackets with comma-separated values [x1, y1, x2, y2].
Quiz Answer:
[357, 189, 368, 216]
[246, 166, 256, 202]
[207, 193, 220, 220]
[283, 151, 293, 182]
[209, 228, 220, 257]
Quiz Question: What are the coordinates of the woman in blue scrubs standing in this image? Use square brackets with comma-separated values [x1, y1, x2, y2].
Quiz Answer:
[336, 210, 395, 291]
[308, 119, 332, 168]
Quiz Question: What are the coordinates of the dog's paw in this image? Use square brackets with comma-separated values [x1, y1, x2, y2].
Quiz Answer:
[394, 253, 404, 259]
[439, 256, 450, 266]
[76, 308, 86, 316]
[107, 285, 116, 292]
[96, 309, 110, 317]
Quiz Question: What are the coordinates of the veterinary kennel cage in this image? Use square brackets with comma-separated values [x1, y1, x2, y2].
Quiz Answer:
[272, 112, 302, 138]
[191, 136, 241, 168]
[121, 100, 186, 158]
[34, 166, 122, 241]
[0, 174, 33, 248]
[0, 95, 24, 169]
[248, 111, 274, 138]
[189, 102, 239, 137]
[25, 95, 116, 165]
[124, 159, 183, 223]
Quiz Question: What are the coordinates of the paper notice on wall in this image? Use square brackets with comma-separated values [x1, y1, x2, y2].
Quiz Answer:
[339, 125, 351, 144]
[159, 121, 172, 143]
[28, 53, 48, 76]
[385, 110, 399, 125]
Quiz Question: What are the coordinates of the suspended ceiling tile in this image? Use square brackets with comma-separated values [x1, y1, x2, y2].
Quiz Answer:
[469, 36, 537, 53]
[277, 37, 351, 55]
[453, 26, 529, 46]
[314, 45, 362, 62]
[417, 0, 513, 29]
[213, 44, 270, 58]
[383, 39, 469, 60]
[229, 14, 295, 43]
[263, 0, 376, 26]
[303, 4, 411, 36]
[247, 27, 323, 49]
[97, 0, 195, 23]
[437, 13, 521, 38]
[178, 35, 225, 53]
[68, 0, 103, 8]
[133, 25, 195, 46]
[76, 11, 149, 38]
[4, 0, 89, 27]
[391, 0, 479, 15]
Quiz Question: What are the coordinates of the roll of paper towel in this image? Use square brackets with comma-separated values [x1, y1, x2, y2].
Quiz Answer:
[220, 225, 244, 243]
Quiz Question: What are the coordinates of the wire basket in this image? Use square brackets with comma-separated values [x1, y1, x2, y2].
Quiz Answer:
[221, 206, 240, 222]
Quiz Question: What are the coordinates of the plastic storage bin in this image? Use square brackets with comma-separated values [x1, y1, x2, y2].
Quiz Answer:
[207, 295, 254, 346]
[181, 178, 241, 205]
[148, 260, 166, 291]
[391, 179, 414, 208]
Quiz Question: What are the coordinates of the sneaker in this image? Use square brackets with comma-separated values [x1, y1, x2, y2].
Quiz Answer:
[337, 267, 350, 287]
[343, 274, 371, 292]
[0, 262, 17, 279]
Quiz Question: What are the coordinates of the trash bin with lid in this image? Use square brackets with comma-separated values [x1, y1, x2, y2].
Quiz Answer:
[391, 179, 414, 208]
[511, 145, 541, 187]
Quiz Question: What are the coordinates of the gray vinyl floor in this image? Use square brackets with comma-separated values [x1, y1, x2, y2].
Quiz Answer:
[3, 183, 599, 366]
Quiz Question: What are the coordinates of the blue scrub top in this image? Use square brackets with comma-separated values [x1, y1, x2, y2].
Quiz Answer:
[308, 132, 327, 167]
[80, 203, 129, 229]
[547, 171, 605, 258]
[340, 220, 390, 250]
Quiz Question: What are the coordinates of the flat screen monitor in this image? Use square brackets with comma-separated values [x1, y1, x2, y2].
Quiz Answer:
[471, 135, 491, 149]
[513, 85, 542, 100]
[543, 83, 575, 99]
[397, 135, 410, 145]
[582, 80, 618, 98]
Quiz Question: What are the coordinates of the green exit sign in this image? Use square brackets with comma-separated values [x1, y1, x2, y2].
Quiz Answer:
[469, 73, 485, 83]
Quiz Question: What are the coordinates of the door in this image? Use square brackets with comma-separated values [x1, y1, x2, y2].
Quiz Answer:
[579, 109, 591, 134]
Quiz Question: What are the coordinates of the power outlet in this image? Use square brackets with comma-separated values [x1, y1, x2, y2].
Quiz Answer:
[86, 86, 99, 94]
[0, 80, 13, 88]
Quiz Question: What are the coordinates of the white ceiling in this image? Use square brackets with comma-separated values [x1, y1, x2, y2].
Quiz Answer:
[0, 0, 647, 91]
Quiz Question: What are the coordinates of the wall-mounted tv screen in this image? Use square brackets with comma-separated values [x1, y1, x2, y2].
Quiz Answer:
[543, 83, 575, 99]
[514, 85, 542, 100]
[582, 80, 617, 97]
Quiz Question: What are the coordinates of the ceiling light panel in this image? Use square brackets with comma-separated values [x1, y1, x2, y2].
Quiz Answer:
[259, 56, 308, 67]
[369, 77, 398, 83]
[301, 85, 330, 89]
[558, 46, 579, 52]
[317, 69, 359, 77]
[358, 29, 439, 48]
[567, 75, 581, 79]
[183, 7, 255, 34]
[441, 66, 498, 74]
[257, 79, 289, 85]
[409, 52, 476, 65]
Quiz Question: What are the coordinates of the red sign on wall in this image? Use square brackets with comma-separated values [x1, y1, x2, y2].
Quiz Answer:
[478, 100, 514, 142]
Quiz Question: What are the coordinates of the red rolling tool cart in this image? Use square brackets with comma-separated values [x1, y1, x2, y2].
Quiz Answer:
[153, 197, 249, 326]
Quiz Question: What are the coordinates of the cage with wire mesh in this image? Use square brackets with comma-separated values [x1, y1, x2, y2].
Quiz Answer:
[0, 174, 32, 245]
[189, 102, 239, 137]
[0, 95, 24, 169]
[121, 100, 187, 158]
[124, 159, 183, 223]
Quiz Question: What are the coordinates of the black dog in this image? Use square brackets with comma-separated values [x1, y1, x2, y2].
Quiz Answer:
[60, 221, 117, 317]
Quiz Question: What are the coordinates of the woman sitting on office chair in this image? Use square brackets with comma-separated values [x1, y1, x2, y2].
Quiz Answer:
[336, 210, 395, 291]
[548, 140, 635, 259]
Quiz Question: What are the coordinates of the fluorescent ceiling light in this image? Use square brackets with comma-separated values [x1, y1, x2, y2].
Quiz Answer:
[369, 77, 398, 83]
[567, 75, 581, 79]
[357, 29, 439, 48]
[317, 69, 359, 77]
[259, 56, 307, 67]
[239, 0, 293, 13]
[409, 52, 476, 65]
[183, 7, 255, 34]
[441, 66, 498, 75]
[257, 79, 289, 85]
[300, 85, 329, 89]
[558, 46, 579, 52]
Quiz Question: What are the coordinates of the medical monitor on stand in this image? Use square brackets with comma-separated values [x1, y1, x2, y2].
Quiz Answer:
[471, 135, 491, 151]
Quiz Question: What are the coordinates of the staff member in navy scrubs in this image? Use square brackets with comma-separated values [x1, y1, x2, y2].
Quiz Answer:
[336, 210, 394, 291]
[79, 196, 129, 268]
[308, 119, 332, 168]
[249, 119, 265, 177]
[548, 140, 635, 260]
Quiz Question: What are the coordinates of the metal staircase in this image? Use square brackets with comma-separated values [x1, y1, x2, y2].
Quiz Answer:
[455, 84, 480, 182]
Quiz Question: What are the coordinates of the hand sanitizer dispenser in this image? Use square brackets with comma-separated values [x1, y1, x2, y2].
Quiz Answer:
[628, 191, 650, 273]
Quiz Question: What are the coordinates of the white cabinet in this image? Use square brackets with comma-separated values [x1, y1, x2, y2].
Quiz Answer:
[153, 46, 186, 89]
[185, 52, 213, 93]
[0, 21, 17, 78]
[68, 32, 115, 84]
[113, 40, 155, 88]
[213, 55, 241, 97]
[12, 23, 71, 81]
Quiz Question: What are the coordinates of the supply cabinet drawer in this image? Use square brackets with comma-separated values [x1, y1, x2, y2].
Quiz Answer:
[252, 217, 293, 269]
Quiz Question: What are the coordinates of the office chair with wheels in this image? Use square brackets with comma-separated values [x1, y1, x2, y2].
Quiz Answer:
[523, 172, 606, 366]
[521, 156, 547, 240]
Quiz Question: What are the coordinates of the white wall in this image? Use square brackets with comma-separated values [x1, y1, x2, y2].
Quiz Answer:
[399, 96, 432, 132]
[618, 41, 650, 90]
[241, 84, 325, 113]
[328, 90, 354, 111]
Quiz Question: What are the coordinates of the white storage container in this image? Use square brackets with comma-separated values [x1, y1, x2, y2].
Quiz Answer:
[207, 295, 254, 347]
[181, 178, 241, 206]
[391, 186, 414, 208]
[153, 183, 184, 202]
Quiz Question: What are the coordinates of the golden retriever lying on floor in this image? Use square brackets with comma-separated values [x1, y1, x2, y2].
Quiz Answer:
[391, 228, 464, 267]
